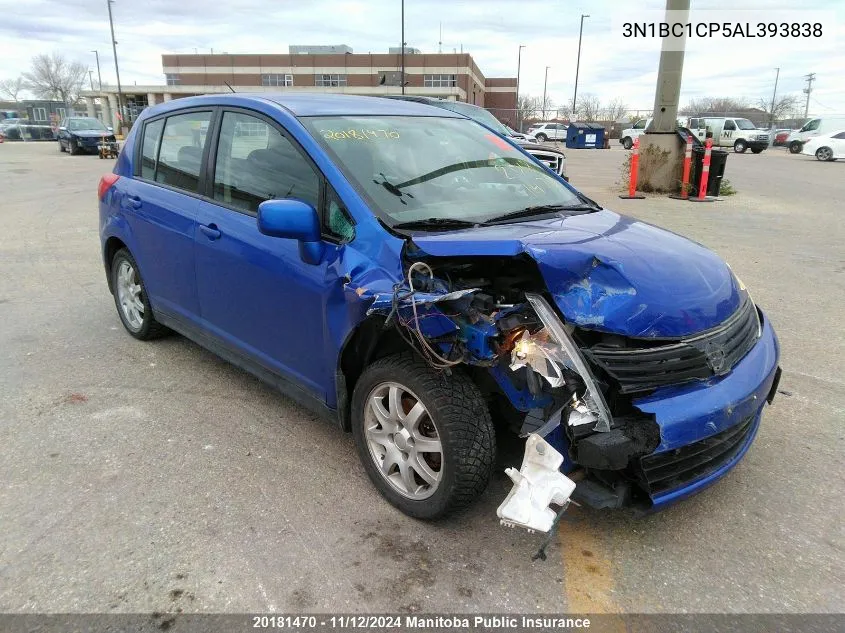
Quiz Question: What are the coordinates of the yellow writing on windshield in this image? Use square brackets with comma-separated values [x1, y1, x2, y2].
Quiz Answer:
[321, 129, 400, 141]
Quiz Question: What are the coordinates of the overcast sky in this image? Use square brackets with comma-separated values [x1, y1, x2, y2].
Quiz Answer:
[2, 0, 843, 116]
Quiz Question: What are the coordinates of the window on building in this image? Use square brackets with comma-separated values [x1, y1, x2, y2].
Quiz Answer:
[154, 111, 213, 193]
[165, 73, 180, 86]
[261, 74, 294, 87]
[55, 107, 66, 119]
[33, 107, 47, 121]
[212, 111, 319, 213]
[315, 74, 347, 87]
[423, 74, 457, 88]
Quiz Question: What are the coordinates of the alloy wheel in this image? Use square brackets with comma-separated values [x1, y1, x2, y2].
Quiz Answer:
[363, 382, 443, 500]
[816, 147, 832, 161]
[116, 260, 144, 331]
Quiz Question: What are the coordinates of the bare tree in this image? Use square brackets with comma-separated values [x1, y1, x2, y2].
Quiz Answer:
[555, 104, 572, 120]
[0, 77, 26, 101]
[517, 94, 542, 125]
[756, 94, 800, 124]
[22, 53, 87, 105]
[679, 96, 750, 116]
[602, 97, 629, 122]
[575, 93, 602, 121]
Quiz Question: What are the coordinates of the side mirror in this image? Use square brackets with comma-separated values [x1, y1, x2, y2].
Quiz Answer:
[257, 198, 323, 264]
[107, 126, 113, 132]
[58, 126, 67, 131]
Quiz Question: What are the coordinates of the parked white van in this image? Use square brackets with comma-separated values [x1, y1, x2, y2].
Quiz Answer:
[700, 117, 769, 153]
[786, 117, 845, 154]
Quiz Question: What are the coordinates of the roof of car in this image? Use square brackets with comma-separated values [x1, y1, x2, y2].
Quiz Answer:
[147, 93, 464, 118]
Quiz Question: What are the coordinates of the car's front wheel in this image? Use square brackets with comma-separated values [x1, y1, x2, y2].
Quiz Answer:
[58, 140, 65, 152]
[69, 139, 80, 155]
[622, 136, 633, 150]
[351, 353, 495, 519]
[815, 146, 834, 161]
[733, 140, 747, 153]
[111, 248, 169, 340]
[751, 148, 763, 154]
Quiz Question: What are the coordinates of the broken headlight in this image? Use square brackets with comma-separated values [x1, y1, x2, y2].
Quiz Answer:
[510, 293, 612, 433]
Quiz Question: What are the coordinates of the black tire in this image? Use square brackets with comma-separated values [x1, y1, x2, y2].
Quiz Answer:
[815, 147, 834, 162]
[789, 140, 802, 154]
[751, 148, 763, 154]
[110, 248, 170, 340]
[535, 133, 548, 142]
[622, 136, 633, 150]
[733, 140, 747, 153]
[69, 139, 80, 155]
[58, 140, 65, 152]
[351, 353, 495, 519]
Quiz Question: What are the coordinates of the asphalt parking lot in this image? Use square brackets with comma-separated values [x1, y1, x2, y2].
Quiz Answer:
[0, 140, 842, 615]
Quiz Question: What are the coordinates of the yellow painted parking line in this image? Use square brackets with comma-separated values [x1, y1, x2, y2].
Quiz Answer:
[558, 510, 626, 630]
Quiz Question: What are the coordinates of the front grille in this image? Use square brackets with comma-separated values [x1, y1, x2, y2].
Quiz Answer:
[638, 414, 757, 494]
[586, 298, 761, 394]
[527, 149, 563, 175]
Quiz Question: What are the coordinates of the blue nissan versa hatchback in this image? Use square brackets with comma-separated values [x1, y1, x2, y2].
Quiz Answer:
[99, 94, 780, 529]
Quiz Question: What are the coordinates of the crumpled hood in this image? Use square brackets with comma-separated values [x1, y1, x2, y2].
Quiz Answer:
[410, 210, 742, 338]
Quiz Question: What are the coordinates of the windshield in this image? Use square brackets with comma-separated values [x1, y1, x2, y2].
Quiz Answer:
[304, 116, 581, 227]
[735, 119, 757, 130]
[429, 100, 511, 136]
[67, 118, 107, 131]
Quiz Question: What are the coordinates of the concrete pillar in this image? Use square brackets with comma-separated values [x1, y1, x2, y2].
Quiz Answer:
[107, 94, 119, 130]
[85, 97, 96, 118]
[147, 92, 158, 107]
[101, 96, 113, 128]
[162, 93, 172, 102]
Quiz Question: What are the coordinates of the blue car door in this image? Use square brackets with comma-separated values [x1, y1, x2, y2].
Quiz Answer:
[193, 109, 339, 399]
[121, 109, 213, 323]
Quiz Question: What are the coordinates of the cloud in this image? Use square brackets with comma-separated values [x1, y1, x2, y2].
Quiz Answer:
[0, 0, 842, 114]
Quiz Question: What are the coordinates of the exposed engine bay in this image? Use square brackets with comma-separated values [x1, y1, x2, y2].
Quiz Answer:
[359, 247, 662, 538]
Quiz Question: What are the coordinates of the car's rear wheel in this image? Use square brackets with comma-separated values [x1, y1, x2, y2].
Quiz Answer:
[351, 353, 495, 519]
[622, 136, 633, 150]
[815, 147, 834, 161]
[733, 140, 747, 153]
[789, 140, 802, 154]
[535, 133, 548, 142]
[111, 248, 170, 340]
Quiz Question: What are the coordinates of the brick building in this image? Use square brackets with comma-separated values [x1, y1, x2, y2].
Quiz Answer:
[79, 46, 517, 129]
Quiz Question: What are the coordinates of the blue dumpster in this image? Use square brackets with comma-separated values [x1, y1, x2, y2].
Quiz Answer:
[565, 122, 606, 149]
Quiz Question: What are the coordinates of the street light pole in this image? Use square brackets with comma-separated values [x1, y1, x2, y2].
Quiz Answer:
[768, 67, 780, 129]
[516, 45, 525, 130]
[91, 50, 102, 90]
[106, 0, 124, 128]
[400, 0, 405, 95]
[542, 66, 549, 120]
[88, 70, 95, 91]
[572, 14, 590, 117]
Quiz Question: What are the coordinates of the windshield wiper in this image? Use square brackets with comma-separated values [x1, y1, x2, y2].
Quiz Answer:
[482, 203, 598, 225]
[392, 217, 480, 231]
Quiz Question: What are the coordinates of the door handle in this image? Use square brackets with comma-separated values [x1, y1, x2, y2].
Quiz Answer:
[126, 195, 142, 209]
[199, 223, 221, 240]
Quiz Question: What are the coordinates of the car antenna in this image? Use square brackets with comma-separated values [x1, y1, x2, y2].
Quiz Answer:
[224, 81, 236, 93]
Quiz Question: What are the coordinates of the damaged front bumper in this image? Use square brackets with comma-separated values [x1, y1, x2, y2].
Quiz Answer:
[500, 311, 780, 525]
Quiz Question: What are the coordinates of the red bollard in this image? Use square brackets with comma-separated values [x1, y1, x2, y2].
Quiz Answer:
[690, 138, 715, 203]
[619, 136, 646, 199]
[680, 135, 693, 199]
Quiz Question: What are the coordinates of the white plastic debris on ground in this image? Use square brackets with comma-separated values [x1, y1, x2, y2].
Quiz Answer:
[496, 433, 576, 533]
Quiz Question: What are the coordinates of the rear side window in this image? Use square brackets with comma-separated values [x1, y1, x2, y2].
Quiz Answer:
[140, 119, 164, 180]
[212, 111, 319, 213]
[155, 111, 212, 193]
[833, 131, 845, 139]
[724, 120, 736, 131]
